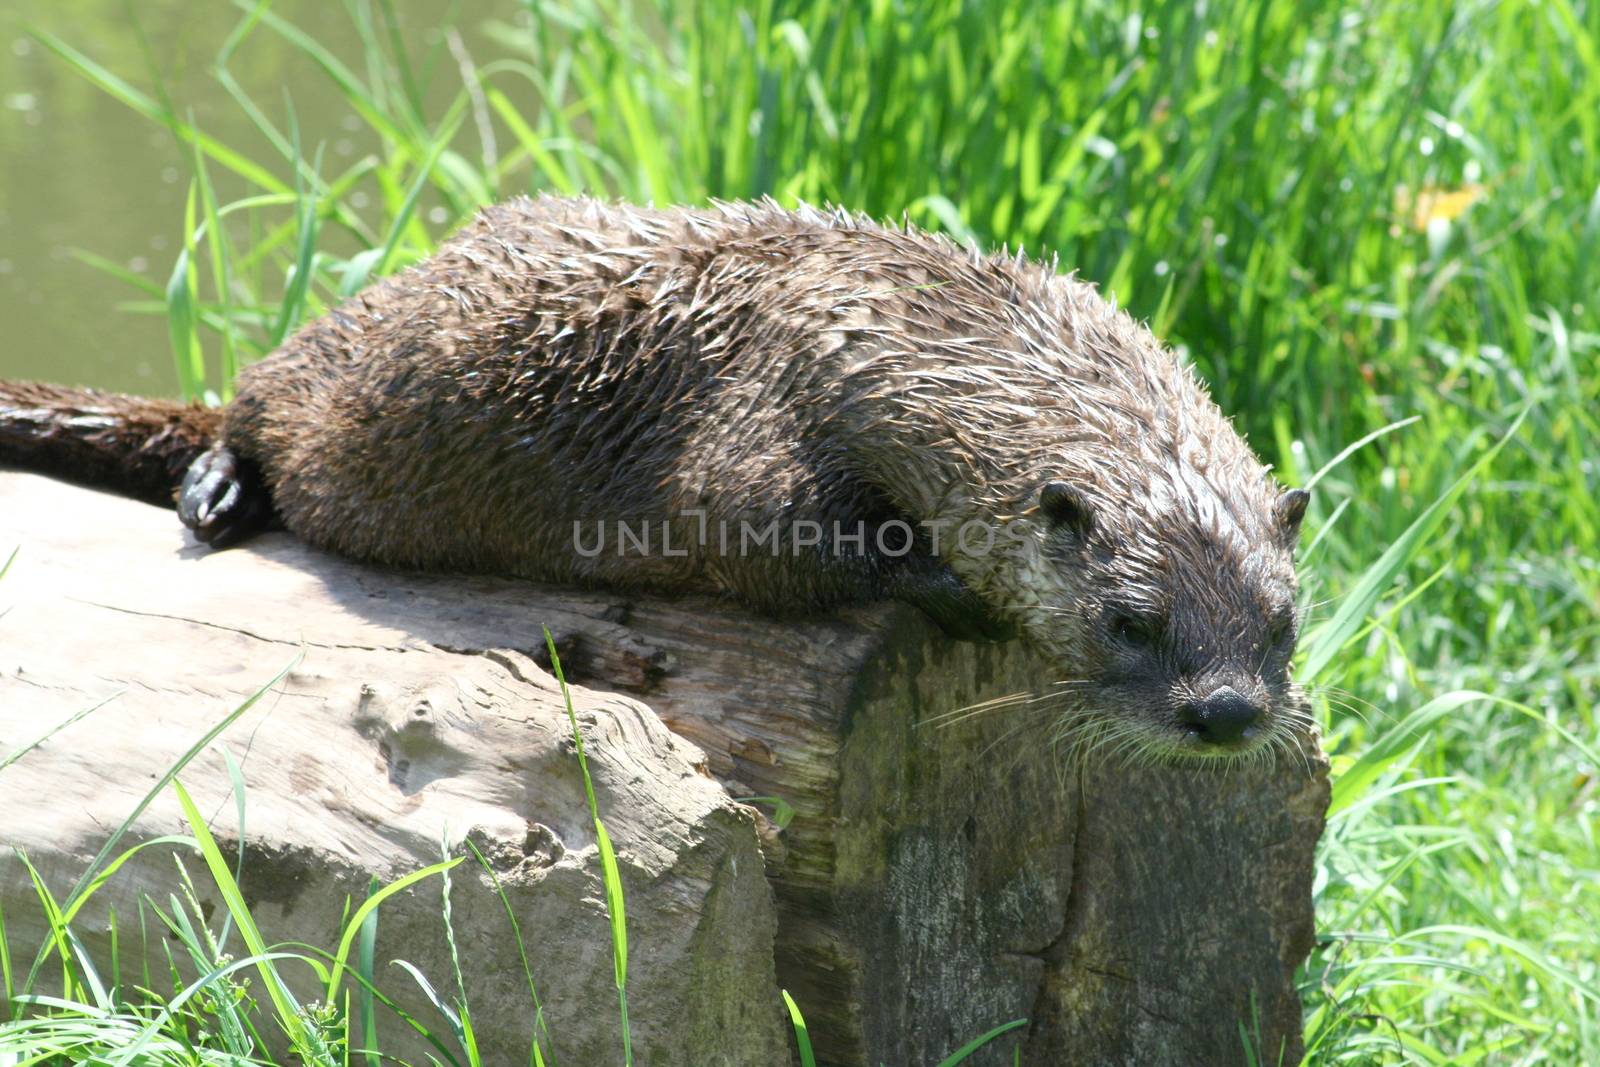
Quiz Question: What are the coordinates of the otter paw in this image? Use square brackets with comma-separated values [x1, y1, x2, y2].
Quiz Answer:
[177, 445, 273, 548]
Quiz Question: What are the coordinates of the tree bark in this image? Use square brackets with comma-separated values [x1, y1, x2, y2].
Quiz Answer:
[0, 470, 1327, 1065]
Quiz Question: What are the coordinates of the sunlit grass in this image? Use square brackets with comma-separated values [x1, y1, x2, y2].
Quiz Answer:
[14, 0, 1600, 1062]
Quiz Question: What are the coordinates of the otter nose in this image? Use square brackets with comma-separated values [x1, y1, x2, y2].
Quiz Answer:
[1180, 686, 1261, 744]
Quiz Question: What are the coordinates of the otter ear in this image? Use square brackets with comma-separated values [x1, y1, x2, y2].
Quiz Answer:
[1039, 481, 1095, 538]
[1275, 488, 1310, 542]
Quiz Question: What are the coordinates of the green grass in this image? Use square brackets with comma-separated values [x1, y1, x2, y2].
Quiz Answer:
[12, 0, 1600, 1062]
[544, 626, 631, 1067]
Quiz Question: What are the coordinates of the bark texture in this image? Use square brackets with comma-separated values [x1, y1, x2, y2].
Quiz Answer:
[0, 471, 1327, 1065]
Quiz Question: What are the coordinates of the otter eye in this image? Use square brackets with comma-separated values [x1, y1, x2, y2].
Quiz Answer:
[1112, 612, 1161, 648]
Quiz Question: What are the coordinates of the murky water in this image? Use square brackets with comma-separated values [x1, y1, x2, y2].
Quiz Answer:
[1, 0, 518, 396]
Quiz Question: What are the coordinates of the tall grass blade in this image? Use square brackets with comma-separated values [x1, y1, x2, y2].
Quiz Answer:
[357, 877, 381, 1067]
[170, 778, 320, 1061]
[1299, 412, 1525, 683]
[543, 626, 631, 1066]
[27, 27, 290, 194]
[934, 1017, 1029, 1066]
[0, 693, 118, 776]
[165, 182, 206, 400]
[781, 989, 815, 1067]
[463, 840, 556, 1066]
[323, 858, 463, 1007]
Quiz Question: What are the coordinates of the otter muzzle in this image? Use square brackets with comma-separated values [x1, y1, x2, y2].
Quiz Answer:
[1179, 685, 1262, 744]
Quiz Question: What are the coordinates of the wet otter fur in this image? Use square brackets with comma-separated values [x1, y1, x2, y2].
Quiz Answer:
[0, 195, 1312, 763]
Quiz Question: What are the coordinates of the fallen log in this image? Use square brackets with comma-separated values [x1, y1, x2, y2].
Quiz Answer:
[0, 470, 1328, 1065]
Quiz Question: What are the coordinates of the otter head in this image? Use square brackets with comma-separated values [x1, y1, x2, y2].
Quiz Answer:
[1025, 478, 1311, 764]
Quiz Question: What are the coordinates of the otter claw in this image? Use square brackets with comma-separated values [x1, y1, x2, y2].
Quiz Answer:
[178, 445, 273, 548]
[190, 471, 241, 526]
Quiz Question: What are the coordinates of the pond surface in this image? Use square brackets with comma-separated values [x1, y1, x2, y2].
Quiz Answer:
[1, 0, 517, 395]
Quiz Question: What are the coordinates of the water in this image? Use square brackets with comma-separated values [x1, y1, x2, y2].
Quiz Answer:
[0, 0, 517, 396]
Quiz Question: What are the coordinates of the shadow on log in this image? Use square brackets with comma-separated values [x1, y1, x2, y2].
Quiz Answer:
[0, 470, 1328, 1065]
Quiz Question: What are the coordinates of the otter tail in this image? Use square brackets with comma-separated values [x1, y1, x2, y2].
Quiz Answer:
[0, 380, 221, 508]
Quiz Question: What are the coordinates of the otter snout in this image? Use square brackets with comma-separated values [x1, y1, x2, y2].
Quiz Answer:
[1178, 685, 1262, 744]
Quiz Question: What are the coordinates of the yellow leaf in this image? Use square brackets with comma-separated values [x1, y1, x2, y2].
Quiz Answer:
[1395, 182, 1487, 231]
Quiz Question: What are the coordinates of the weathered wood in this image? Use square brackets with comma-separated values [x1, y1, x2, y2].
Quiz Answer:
[0, 470, 1328, 1065]
[0, 472, 783, 1066]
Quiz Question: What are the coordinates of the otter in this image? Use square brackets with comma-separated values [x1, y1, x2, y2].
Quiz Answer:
[0, 196, 1310, 762]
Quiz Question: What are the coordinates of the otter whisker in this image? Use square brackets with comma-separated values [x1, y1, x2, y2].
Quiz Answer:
[1311, 694, 1380, 728]
[1282, 728, 1317, 777]
[1103, 723, 1152, 769]
[977, 713, 1061, 762]
[1049, 711, 1116, 771]
[923, 690, 1035, 726]
[933, 696, 1044, 728]
[1273, 703, 1320, 729]
[929, 680, 1098, 729]
[1303, 683, 1392, 723]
